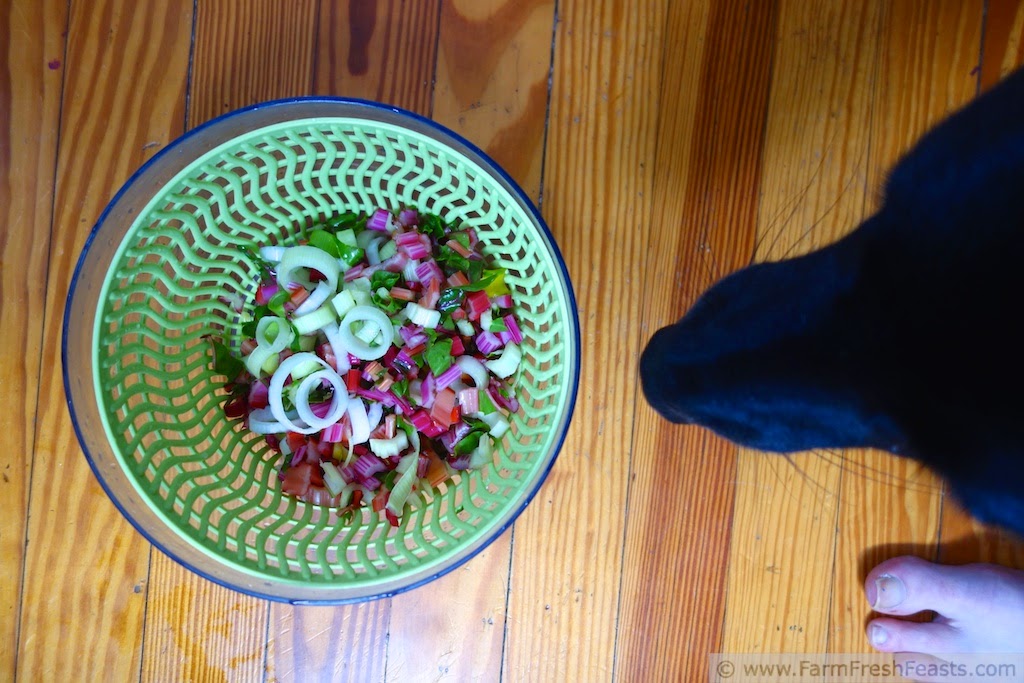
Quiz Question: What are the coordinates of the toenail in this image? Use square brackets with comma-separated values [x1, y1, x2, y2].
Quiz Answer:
[872, 574, 906, 610]
[870, 624, 889, 647]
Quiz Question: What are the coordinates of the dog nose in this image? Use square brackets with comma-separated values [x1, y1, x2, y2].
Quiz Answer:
[639, 327, 693, 424]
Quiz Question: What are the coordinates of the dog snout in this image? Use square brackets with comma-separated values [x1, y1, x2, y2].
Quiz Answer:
[639, 326, 693, 424]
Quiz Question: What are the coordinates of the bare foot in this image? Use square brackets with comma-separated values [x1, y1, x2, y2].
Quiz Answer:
[865, 555, 1024, 654]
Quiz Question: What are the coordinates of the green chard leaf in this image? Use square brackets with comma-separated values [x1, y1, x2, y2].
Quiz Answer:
[268, 289, 290, 317]
[208, 338, 245, 382]
[437, 287, 464, 312]
[370, 270, 402, 291]
[307, 229, 341, 257]
[322, 211, 367, 234]
[459, 268, 504, 292]
[338, 243, 365, 268]
[418, 212, 448, 241]
[424, 337, 454, 377]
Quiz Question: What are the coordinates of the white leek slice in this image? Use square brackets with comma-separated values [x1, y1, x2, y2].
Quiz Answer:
[289, 357, 322, 380]
[347, 397, 370, 444]
[404, 301, 441, 329]
[455, 356, 490, 389]
[336, 228, 358, 247]
[276, 245, 340, 291]
[378, 239, 397, 261]
[369, 432, 409, 459]
[345, 276, 372, 292]
[248, 407, 289, 434]
[293, 280, 333, 317]
[403, 258, 420, 283]
[485, 342, 521, 379]
[359, 231, 386, 265]
[356, 228, 380, 250]
[268, 352, 347, 435]
[355, 319, 381, 344]
[351, 289, 372, 307]
[244, 345, 276, 379]
[366, 400, 384, 434]
[468, 434, 493, 469]
[478, 412, 510, 438]
[386, 460, 419, 517]
[259, 245, 286, 263]
[322, 321, 352, 373]
[331, 290, 357, 319]
[338, 305, 394, 360]
[321, 461, 347, 497]
[294, 369, 348, 428]
[293, 305, 337, 335]
[394, 451, 420, 475]
[244, 315, 294, 377]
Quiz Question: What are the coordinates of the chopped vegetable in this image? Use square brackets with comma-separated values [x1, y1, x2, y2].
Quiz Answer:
[211, 207, 524, 525]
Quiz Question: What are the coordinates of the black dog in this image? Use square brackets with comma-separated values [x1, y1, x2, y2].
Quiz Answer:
[640, 67, 1024, 537]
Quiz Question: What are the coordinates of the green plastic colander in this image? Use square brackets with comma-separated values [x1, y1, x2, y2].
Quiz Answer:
[63, 98, 580, 604]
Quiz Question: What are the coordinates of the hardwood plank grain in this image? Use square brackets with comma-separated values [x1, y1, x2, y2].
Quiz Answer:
[143, 574, 267, 682]
[314, 0, 441, 114]
[618, 0, 782, 678]
[17, 1, 193, 681]
[266, 601, 390, 683]
[0, 1, 67, 679]
[830, 451, 944, 650]
[752, 1, 881, 264]
[828, 0, 985, 653]
[383, 545, 510, 683]
[502, 1, 667, 679]
[382, 2, 556, 681]
[187, 0, 319, 128]
[980, 0, 1024, 89]
[140, 3, 326, 681]
[264, 3, 444, 681]
[938, 498, 1024, 567]
[432, 0, 554, 198]
[718, 0, 881, 656]
[141, 568, 268, 683]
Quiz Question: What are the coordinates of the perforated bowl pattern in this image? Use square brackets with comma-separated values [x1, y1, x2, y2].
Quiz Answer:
[63, 99, 579, 603]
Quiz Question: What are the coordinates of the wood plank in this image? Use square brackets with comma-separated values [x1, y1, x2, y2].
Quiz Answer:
[717, 0, 882, 657]
[141, 579, 268, 683]
[938, 499, 1024, 567]
[265, 3, 443, 681]
[828, 0, 985, 653]
[617, 0, 783, 678]
[187, 0, 318, 128]
[139, 3, 322, 681]
[314, 0, 440, 114]
[0, 1, 68, 679]
[17, 1, 194, 681]
[382, 2, 555, 680]
[980, 0, 1024, 89]
[431, 0, 554, 199]
[502, 1, 668, 679]
[266, 601, 390, 683]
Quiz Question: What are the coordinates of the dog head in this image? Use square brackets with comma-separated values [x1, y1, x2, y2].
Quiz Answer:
[640, 69, 1024, 535]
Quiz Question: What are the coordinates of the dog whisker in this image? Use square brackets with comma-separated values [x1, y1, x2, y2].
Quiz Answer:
[753, 128, 842, 262]
[807, 448, 944, 494]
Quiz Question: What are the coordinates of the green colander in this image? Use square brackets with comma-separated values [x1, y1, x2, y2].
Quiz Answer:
[63, 98, 580, 604]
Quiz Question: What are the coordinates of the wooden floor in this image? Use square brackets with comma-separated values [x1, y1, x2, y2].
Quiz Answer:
[5, 1, 1024, 680]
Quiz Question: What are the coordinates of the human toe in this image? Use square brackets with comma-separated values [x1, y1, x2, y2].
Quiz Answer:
[867, 616, 965, 654]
